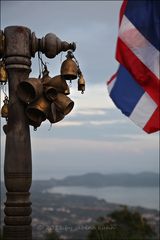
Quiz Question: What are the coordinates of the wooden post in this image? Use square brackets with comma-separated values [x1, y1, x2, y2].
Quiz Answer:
[1, 25, 76, 240]
[3, 26, 32, 240]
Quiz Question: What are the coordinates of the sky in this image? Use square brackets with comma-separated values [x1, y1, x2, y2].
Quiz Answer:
[0, 1, 159, 180]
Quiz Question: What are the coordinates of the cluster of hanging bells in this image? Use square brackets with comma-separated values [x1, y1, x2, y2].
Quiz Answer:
[16, 50, 85, 129]
[0, 51, 85, 132]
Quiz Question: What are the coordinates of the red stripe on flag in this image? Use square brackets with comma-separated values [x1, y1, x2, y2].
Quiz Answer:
[119, 0, 128, 26]
[143, 107, 160, 133]
[116, 38, 160, 105]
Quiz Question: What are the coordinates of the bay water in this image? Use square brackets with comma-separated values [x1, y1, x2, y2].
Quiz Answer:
[47, 186, 159, 210]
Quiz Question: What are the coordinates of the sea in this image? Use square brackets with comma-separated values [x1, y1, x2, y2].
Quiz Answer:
[47, 186, 159, 210]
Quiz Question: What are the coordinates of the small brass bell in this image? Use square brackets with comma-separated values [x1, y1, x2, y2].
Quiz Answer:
[47, 102, 64, 124]
[54, 93, 74, 115]
[0, 61, 7, 84]
[45, 75, 69, 95]
[26, 95, 50, 126]
[17, 78, 43, 104]
[1, 96, 9, 118]
[78, 73, 85, 94]
[60, 51, 78, 80]
[41, 66, 58, 101]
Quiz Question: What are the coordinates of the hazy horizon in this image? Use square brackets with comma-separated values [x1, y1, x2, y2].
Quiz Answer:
[29, 170, 160, 181]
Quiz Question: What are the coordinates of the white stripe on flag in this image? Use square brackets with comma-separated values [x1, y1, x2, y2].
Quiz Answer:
[107, 76, 117, 94]
[130, 92, 157, 128]
[119, 15, 160, 79]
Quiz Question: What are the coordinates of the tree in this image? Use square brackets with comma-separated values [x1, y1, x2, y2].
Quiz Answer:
[87, 207, 156, 240]
[44, 230, 61, 240]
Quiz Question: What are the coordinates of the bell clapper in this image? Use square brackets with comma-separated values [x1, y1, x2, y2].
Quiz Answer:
[69, 80, 72, 87]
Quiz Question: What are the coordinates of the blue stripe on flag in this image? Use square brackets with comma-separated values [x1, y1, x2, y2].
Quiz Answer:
[125, 0, 160, 51]
[110, 65, 144, 116]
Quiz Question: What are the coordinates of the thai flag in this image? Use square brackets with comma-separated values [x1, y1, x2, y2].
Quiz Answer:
[107, 0, 160, 134]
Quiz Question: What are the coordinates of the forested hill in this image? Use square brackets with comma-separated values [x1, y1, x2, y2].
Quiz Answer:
[30, 172, 159, 191]
[51, 172, 159, 187]
[2, 172, 158, 195]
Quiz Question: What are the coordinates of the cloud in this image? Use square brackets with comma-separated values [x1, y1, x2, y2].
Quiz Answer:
[29, 135, 159, 179]
[1, 119, 159, 180]
[69, 83, 115, 111]
[54, 121, 84, 127]
[73, 108, 106, 116]
[31, 134, 158, 153]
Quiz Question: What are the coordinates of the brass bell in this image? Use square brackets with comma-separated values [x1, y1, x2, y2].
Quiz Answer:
[45, 75, 69, 95]
[54, 93, 74, 115]
[1, 96, 9, 118]
[60, 51, 78, 80]
[78, 73, 85, 94]
[17, 78, 43, 104]
[26, 95, 50, 126]
[47, 102, 64, 124]
[41, 66, 58, 101]
[0, 61, 7, 84]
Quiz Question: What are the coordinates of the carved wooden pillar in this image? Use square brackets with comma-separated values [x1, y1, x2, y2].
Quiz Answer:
[1, 25, 76, 240]
[3, 26, 32, 240]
